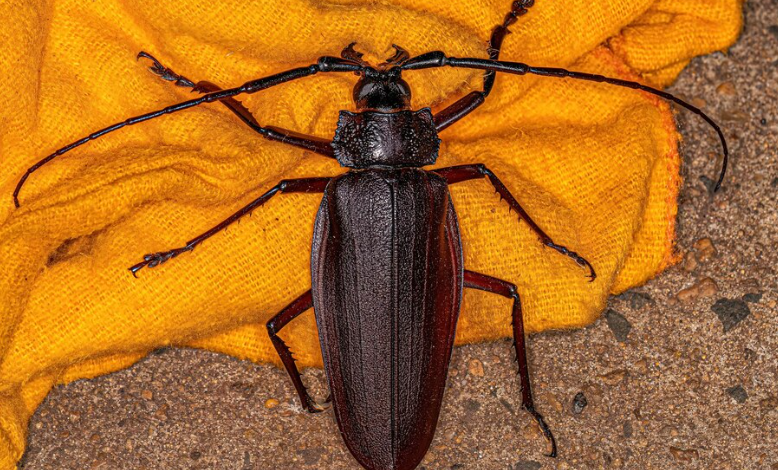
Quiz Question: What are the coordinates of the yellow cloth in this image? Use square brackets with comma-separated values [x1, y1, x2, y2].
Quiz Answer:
[0, 0, 742, 466]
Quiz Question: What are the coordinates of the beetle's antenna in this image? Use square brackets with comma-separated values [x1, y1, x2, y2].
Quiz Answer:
[403, 54, 729, 192]
[13, 57, 362, 208]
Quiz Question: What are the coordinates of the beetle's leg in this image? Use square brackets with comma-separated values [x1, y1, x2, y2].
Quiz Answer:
[266, 290, 327, 413]
[432, 0, 536, 131]
[463, 270, 556, 458]
[436, 164, 595, 281]
[129, 177, 330, 276]
[137, 52, 335, 158]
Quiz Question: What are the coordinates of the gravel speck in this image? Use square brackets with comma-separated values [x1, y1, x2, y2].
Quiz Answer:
[297, 447, 325, 465]
[711, 298, 751, 332]
[572, 392, 587, 414]
[669, 446, 699, 462]
[769, 25, 778, 40]
[616, 291, 654, 309]
[623, 421, 633, 438]
[726, 385, 748, 403]
[514, 461, 542, 470]
[605, 309, 631, 342]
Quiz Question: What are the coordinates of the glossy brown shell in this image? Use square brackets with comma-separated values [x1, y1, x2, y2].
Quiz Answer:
[311, 168, 463, 470]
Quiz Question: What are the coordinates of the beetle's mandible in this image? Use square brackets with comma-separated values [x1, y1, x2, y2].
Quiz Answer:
[13, 1, 728, 468]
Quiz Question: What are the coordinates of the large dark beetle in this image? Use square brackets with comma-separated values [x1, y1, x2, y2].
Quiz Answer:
[13, 1, 727, 468]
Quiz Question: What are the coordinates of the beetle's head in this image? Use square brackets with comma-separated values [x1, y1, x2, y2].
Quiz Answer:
[353, 67, 411, 112]
[341, 43, 412, 112]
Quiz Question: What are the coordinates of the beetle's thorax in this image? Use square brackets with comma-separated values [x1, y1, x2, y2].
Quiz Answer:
[332, 67, 440, 168]
[332, 108, 440, 169]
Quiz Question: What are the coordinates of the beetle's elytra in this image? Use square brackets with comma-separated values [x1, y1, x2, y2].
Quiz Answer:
[13, 1, 728, 468]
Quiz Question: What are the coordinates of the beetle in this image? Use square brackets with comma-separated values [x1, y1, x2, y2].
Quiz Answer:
[12, 1, 728, 468]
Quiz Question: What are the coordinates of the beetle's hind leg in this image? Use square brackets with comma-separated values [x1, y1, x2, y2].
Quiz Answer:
[463, 270, 557, 458]
[266, 290, 329, 413]
[136, 51, 335, 157]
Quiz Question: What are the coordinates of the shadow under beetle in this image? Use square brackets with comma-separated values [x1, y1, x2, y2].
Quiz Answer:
[13, 1, 728, 468]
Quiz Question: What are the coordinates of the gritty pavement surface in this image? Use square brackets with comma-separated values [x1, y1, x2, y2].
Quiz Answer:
[18, 1, 777, 469]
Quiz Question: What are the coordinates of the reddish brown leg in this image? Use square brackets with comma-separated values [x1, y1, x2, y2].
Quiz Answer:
[464, 270, 556, 457]
[436, 164, 595, 280]
[137, 52, 335, 157]
[129, 177, 330, 275]
[433, 0, 536, 131]
[266, 290, 326, 413]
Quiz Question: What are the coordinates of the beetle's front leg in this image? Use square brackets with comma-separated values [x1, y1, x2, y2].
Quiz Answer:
[129, 177, 331, 276]
[463, 270, 556, 458]
[136, 52, 336, 158]
[434, 164, 596, 281]
[266, 290, 328, 413]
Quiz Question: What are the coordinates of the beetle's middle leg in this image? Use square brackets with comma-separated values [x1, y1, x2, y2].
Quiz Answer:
[129, 177, 330, 275]
[137, 52, 335, 157]
[266, 290, 328, 413]
[435, 164, 596, 281]
[463, 270, 557, 458]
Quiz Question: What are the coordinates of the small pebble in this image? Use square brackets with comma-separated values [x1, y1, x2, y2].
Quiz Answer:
[690, 97, 707, 108]
[726, 385, 748, 403]
[264, 398, 280, 409]
[669, 446, 699, 462]
[660, 425, 679, 438]
[467, 358, 485, 377]
[141, 389, 153, 401]
[697, 277, 719, 297]
[572, 392, 587, 414]
[153, 404, 169, 421]
[633, 358, 649, 375]
[605, 309, 631, 342]
[716, 81, 737, 96]
[598, 369, 627, 386]
[694, 238, 717, 262]
[712, 298, 751, 333]
[720, 109, 748, 122]
[769, 24, 778, 41]
[617, 291, 654, 309]
[514, 461, 541, 470]
[682, 251, 699, 272]
[676, 285, 698, 303]
[623, 421, 633, 438]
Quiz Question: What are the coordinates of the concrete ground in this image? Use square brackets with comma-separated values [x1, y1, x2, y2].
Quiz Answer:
[18, 0, 777, 468]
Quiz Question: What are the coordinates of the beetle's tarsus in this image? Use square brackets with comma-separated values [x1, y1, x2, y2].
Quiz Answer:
[524, 404, 557, 458]
[128, 246, 192, 275]
[304, 396, 327, 413]
[137, 51, 196, 88]
[545, 241, 596, 281]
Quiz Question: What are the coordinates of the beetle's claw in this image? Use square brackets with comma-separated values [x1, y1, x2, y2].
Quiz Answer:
[524, 405, 557, 458]
[304, 396, 328, 413]
[128, 247, 190, 277]
[545, 241, 596, 282]
[576, 256, 597, 282]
